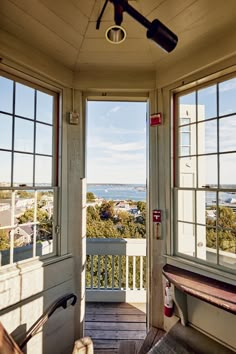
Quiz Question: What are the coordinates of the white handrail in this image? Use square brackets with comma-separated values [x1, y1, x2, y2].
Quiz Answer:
[86, 238, 146, 302]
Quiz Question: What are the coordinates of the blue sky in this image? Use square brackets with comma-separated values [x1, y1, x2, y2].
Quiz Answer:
[86, 101, 147, 184]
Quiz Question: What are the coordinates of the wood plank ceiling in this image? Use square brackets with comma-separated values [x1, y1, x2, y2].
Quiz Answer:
[1, 0, 236, 74]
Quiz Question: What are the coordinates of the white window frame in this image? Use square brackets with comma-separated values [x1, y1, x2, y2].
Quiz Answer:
[173, 72, 236, 278]
[0, 70, 60, 267]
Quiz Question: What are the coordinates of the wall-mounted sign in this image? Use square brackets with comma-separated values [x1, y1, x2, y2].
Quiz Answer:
[150, 112, 162, 126]
[153, 209, 161, 223]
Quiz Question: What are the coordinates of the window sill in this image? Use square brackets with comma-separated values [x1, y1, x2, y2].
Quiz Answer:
[165, 255, 236, 285]
[0, 253, 72, 278]
[163, 264, 236, 315]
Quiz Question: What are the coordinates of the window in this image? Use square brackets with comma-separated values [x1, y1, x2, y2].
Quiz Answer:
[0, 74, 58, 266]
[175, 75, 236, 272]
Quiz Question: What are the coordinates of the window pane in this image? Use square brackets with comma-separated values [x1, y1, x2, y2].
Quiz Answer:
[181, 131, 190, 145]
[0, 113, 12, 150]
[0, 228, 11, 266]
[36, 123, 52, 155]
[205, 226, 217, 264]
[13, 225, 33, 262]
[0, 151, 11, 185]
[180, 118, 190, 126]
[219, 230, 236, 269]
[179, 157, 196, 187]
[15, 83, 34, 119]
[13, 153, 33, 186]
[178, 221, 195, 256]
[220, 153, 236, 187]
[198, 119, 217, 154]
[219, 115, 236, 152]
[196, 225, 207, 260]
[35, 156, 52, 186]
[178, 190, 195, 223]
[179, 92, 196, 124]
[197, 191, 215, 225]
[198, 155, 217, 188]
[0, 190, 12, 228]
[36, 91, 53, 124]
[0, 77, 13, 113]
[197, 85, 217, 120]
[15, 190, 35, 221]
[219, 77, 236, 116]
[180, 147, 191, 156]
[14, 118, 34, 153]
[36, 190, 54, 256]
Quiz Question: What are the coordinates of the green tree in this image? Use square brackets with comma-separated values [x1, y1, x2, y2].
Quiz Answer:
[100, 201, 115, 220]
[137, 201, 146, 213]
[206, 206, 236, 254]
[87, 192, 96, 202]
[17, 208, 52, 241]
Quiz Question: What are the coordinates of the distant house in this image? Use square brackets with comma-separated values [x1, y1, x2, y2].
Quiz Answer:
[14, 225, 33, 246]
[115, 201, 130, 210]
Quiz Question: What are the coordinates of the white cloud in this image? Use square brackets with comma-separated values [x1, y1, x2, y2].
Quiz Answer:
[106, 106, 121, 115]
[88, 138, 145, 152]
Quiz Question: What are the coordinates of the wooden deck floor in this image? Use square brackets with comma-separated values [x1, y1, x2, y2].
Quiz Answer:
[85, 302, 147, 354]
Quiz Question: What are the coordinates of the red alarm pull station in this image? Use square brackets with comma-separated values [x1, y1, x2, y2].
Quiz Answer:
[150, 113, 162, 126]
[153, 210, 161, 223]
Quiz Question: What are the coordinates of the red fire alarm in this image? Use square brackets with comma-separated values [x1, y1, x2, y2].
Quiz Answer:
[150, 112, 162, 126]
[153, 210, 161, 223]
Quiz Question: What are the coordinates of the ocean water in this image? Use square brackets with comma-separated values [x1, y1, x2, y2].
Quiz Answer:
[87, 184, 146, 201]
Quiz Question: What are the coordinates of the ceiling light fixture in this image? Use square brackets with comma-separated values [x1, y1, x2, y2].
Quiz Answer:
[105, 25, 127, 44]
[96, 0, 178, 52]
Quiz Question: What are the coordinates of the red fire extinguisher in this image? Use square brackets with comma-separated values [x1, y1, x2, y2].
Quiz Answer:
[164, 281, 174, 317]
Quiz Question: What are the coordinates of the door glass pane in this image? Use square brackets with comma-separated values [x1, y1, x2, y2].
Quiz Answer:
[198, 119, 217, 154]
[197, 85, 217, 120]
[15, 83, 34, 119]
[13, 153, 33, 186]
[219, 77, 236, 116]
[0, 151, 11, 185]
[35, 156, 52, 186]
[0, 113, 12, 150]
[0, 77, 13, 113]
[198, 155, 217, 188]
[36, 91, 53, 124]
[178, 221, 195, 257]
[36, 123, 52, 155]
[179, 157, 196, 187]
[220, 153, 236, 187]
[178, 190, 195, 223]
[219, 115, 236, 152]
[14, 118, 34, 153]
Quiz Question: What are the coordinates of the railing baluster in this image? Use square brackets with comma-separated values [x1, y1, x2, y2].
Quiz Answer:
[140, 256, 143, 290]
[126, 255, 129, 290]
[91, 255, 94, 289]
[133, 256, 136, 289]
[118, 255, 122, 289]
[98, 255, 101, 289]
[105, 255, 108, 289]
[86, 239, 146, 301]
[112, 255, 115, 289]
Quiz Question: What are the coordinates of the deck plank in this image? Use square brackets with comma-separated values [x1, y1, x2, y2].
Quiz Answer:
[85, 302, 147, 354]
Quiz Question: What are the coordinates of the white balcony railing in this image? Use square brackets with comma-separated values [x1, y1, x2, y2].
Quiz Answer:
[86, 238, 146, 302]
